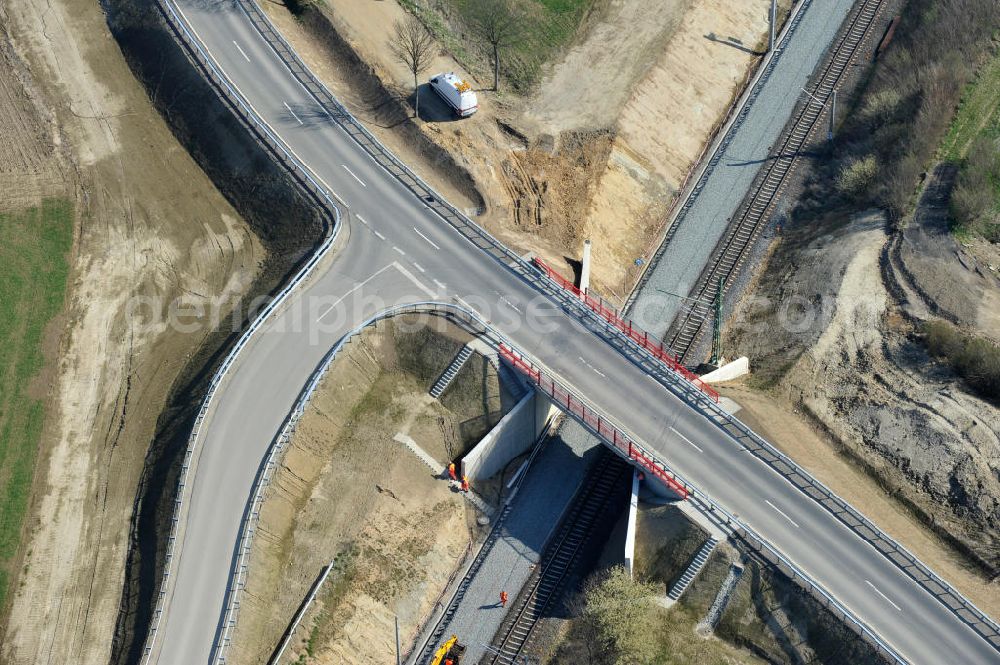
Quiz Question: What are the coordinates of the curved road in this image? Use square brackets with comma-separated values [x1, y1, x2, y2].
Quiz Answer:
[147, 1, 1000, 664]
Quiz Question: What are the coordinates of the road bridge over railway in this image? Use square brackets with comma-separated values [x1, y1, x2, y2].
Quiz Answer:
[138, 1, 1000, 664]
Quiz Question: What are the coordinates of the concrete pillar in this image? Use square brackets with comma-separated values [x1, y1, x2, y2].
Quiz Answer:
[580, 239, 592, 293]
[624, 468, 640, 577]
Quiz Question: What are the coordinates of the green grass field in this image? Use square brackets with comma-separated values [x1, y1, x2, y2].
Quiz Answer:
[0, 199, 73, 609]
[941, 51, 1000, 161]
[941, 50, 1000, 241]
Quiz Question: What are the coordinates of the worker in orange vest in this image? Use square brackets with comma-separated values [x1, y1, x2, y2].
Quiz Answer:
[461, 475, 470, 493]
[448, 462, 457, 481]
[500, 590, 508, 607]
[444, 659, 453, 665]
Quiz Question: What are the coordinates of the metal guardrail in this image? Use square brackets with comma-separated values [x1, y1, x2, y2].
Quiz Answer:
[147, 0, 1000, 661]
[140, 0, 347, 662]
[378, 304, 913, 665]
[225, 301, 907, 665]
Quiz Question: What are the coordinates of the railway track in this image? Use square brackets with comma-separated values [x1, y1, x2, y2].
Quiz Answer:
[485, 452, 629, 665]
[663, 0, 886, 360]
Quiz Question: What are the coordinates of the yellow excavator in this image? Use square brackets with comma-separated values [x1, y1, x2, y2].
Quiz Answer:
[430, 635, 466, 665]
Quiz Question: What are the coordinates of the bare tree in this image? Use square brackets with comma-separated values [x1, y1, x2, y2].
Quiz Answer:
[388, 16, 436, 118]
[466, 0, 525, 92]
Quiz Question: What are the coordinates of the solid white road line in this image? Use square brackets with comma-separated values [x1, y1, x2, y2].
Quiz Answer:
[372, 230, 386, 240]
[764, 499, 800, 528]
[343, 164, 366, 187]
[412, 262, 426, 273]
[392, 246, 405, 256]
[669, 426, 703, 453]
[233, 40, 251, 63]
[316, 263, 395, 321]
[413, 227, 440, 250]
[356, 214, 369, 226]
[282, 101, 303, 125]
[866, 580, 903, 612]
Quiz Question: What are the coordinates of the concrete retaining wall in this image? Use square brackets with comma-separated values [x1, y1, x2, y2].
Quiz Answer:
[461, 390, 557, 482]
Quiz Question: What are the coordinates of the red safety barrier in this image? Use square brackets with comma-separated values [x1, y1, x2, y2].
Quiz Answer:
[533, 258, 720, 403]
[499, 344, 689, 500]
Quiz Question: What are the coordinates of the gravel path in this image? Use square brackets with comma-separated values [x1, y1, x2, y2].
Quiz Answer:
[629, 0, 855, 337]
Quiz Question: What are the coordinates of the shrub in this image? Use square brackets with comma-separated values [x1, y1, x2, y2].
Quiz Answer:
[837, 155, 879, 199]
[951, 135, 1000, 241]
[580, 566, 659, 665]
[923, 320, 1000, 402]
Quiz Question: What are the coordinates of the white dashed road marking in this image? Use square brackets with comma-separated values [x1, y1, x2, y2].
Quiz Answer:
[372, 230, 385, 240]
[578, 356, 606, 378]
[343, 164, 366, 187]
[393, 246, 405, 256]
[866, 580, 902, 612]
[433, 279, 447, 292]
[282, 102, 303, 125]
[356, 214, 369, 226]
[233, 41, 251, 62]
[765, 499, 800, 528]
[412, 263, 426, 273]
[669, 426, 703, 453]
[413, 227, 441, 250]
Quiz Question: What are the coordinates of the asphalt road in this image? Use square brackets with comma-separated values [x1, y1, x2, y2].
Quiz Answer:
[148, 1, 1000, 664]
[629, 0, 855, 336]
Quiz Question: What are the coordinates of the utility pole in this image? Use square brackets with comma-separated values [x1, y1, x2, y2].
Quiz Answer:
[395, 615, 401, 665]
[711, 278, 724, 366]
[769, 0, 777, 52]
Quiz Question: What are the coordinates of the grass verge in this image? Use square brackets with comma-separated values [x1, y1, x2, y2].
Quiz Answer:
[0, 199, 73, 609]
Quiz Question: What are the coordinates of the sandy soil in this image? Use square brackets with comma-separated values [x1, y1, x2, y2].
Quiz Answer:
[725, 210, 1000, 611]
[260, 0, 772, 299]
[724, 381, 1000, 618]
[0, 0, 263, 662]
[231, 319, 508, 664]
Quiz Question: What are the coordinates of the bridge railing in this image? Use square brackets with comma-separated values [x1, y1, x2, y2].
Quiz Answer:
[532, 257, 720, 402]
[152, 0, 1000, 660]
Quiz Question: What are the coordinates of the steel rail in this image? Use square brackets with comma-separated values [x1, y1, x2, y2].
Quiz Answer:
[663, 0, 883, 356]
[143, 0, 1000, 661]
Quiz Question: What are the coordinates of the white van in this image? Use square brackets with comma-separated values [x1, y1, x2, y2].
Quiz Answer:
[429, 72, 478, 117]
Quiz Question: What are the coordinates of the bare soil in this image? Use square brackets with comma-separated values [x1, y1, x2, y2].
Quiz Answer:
[231, 318, 507, 665]
[726, 204, 1000, 598]
[259, 0, 774, 299]
[0, 0, 275, 662]
[722, 380, 1000, 618]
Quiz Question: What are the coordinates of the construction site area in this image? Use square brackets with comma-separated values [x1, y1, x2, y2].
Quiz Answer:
[0, 0, 997, 664]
